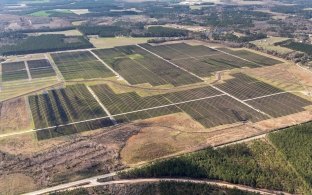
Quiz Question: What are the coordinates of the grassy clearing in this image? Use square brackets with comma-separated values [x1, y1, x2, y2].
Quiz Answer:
[29, 9, 73, 17]
[250, 37, 293, 54]
[27, 30, 82, 37]
[1, 77, 60, 101]
[89, 37, 152, 48]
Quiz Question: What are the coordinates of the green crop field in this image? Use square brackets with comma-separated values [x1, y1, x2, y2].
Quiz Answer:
[1, 61, 28, 82]
[50, 51, 115, 80]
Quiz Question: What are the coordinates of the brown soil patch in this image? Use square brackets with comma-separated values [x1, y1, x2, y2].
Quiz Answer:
[0, 173, 37, 195]
[121, 113, 211, 164]
[242, 63, 312, 93]
[0, 97, 31, 134]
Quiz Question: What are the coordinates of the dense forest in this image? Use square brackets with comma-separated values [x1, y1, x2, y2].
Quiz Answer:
[0, 35, 93, 55]
[121, 124, 312, 193]
[269, 122, 312, 190]
[280, 41, 312, 56]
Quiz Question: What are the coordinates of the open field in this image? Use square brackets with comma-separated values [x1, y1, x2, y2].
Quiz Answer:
[51, 51, 115, 80]
[27, 29, 83, 37]
[92, 45, 202, 86]
[250, 37, 293, 54]
[89, 37, 152, 48]
[0, 97, 32, 134]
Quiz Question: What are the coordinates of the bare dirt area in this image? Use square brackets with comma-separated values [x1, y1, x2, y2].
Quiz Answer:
[120, 113, 238, 165]
[0, 125, 141, 194]
[242, 63, 312, 94]
[0, 97, 31, 134]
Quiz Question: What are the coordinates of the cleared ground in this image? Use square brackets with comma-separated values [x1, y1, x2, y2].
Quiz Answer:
[90, 37, 152, 48]
[250, 37, 293, 54]
[0, 97, 32, 134]
[51, 51, 115, 80]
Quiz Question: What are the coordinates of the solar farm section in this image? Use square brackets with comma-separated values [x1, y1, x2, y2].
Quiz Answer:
[1, 42, 306, 141]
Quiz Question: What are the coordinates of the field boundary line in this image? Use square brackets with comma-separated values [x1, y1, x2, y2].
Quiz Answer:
[210, 85, 272, 118]
[24, 61, 32, 81]
[87, 86, 117, 125]
[15, 93, 226, 134]
[136, 44, 205, 81]
[88, 49, 130, 85]
[207, 47, 262, 67]
[45, 54, 64, 82]
[243, 91, 288, 102]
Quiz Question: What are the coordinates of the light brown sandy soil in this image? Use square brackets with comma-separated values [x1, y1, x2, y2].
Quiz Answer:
[0, 97, 31, 134]
[242, 63, 312, 97]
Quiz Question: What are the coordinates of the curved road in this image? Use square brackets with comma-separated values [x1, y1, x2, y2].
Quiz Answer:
[23, 175, 290, 195]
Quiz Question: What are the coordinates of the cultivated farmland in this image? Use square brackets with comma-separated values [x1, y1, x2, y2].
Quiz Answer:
[28, 84, 114, 140]
[1, 61, 28, 82]
[92, 45, 202, 86]
[28, 72, 312, 140]
[219, 48, 283, 66]
[50, 51, 115, 80]
[27, 59, 56, 79]
[140, 43, 262, 77]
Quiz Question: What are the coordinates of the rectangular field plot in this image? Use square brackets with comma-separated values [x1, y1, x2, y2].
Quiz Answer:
[217, 73, 283, 100]
[27, 59, 56, 79]
[178, 95, 269, 128]
[1, 61, 28, 82]
[92, 45, 202, 86]
[29, 84, 113, 138]
[50, 51, 114, 80]
[219, 48, 283, 66]
[91, 84, 268, 128]
[247, 93, 312, 118]
[140, 43, 219, 60]
[140, 43, 260, 77]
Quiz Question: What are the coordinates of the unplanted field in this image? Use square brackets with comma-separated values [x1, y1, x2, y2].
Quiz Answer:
[89, 37, 152, 48]
[0, 98, 31, 134]
[50, 51, 115, 80]
[92, 45, 202, 86]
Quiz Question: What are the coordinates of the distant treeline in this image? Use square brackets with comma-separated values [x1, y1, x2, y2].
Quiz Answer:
[277, 40, 312, 56]
[0, 35, 93, 56]
[78, 25, 131, 37]
[212, 32, 267, 43]
[78, 25, 189, 38]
